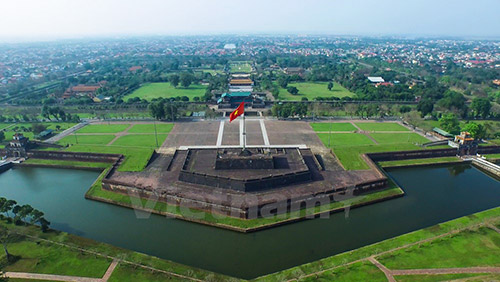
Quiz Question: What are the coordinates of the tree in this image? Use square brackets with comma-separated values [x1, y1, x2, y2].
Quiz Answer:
[417, 99, 434, 117]
[169, 74, 180, 88]
[32, 123, 47, 135]
[327, 82, 333, 91]
[287, 86, 299, 95]
[38, 218, 51, 232]
[462, 122, 486, 140]
[277, 75, 289, 89]
[0, 226, 13, 261]
[179, 73, 193, 88]
[30, 209, 44, 224]
[0, 200, 16, 218]
[148, 101, 166, 120]
[0, 131, 4, 143]
[439, 113, 460, 135]
[470, 98, 491, 118]
[18, 205, 34, 224]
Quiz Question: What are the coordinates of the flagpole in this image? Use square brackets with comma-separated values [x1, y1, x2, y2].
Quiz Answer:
[242, 103, 246, 151]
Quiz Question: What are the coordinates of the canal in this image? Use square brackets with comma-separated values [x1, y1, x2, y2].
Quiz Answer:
[0, 163, 498, 279]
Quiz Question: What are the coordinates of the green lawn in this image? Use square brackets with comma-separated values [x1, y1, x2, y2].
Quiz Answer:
[128, 123, 173, 134]
[230, 62, 252, 73]
[378, 157, 460, 167]
[355, 122, 409, 131]
[317, 133, 375, 147]
[57, 135, 116, 146]
[370, 133, 429, 145]
[23, 158, 110, 168]
[277, 82, 355, 101]
[394, 273, 499, 282]
[112, 134, 168, 148]
[65, 145, 154, 171]
[377, 227, 500, 269]
[109, 263, 186, 282]
[300, 261, 386, 282]
[333, 143, 422, 170]
[310, 122, 357, 132]
[1, 234, 112, 278]
[77, 124, 131, 134]
[123, 83, 206, 101]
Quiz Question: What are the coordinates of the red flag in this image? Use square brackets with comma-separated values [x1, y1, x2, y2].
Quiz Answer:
[229, 102, 244, 123]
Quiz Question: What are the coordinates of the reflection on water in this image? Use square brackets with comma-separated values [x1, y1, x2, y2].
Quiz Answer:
[0, 164, 498, 279]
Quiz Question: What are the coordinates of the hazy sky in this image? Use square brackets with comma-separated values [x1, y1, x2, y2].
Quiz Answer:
[1, 0, 499, 40]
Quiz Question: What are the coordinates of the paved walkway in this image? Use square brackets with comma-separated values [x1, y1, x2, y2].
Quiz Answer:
[45, 122, 89, 143]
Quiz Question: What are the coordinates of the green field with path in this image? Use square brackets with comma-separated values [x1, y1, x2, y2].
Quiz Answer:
[77, 124, 131, 133]
[128, 123, 173, 133]
[355, 122, 409, 131]
[310, 122, 357, 132]
[124, 83, 206, 101]
[278, 82, 355, 101]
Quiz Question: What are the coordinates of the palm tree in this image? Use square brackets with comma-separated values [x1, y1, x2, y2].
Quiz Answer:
[3, 200, 17, 218]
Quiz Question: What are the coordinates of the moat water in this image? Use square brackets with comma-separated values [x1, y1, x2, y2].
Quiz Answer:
[0, 164, 499, 279]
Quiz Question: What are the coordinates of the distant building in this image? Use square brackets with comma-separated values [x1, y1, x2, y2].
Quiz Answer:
[284, 67, 305, 77]
[62, 83, 105, 100]
[375, 82, 393, 87]
[492, 79, 500, 86]
[224, 44, 236, 49]
[368, 77, 385, 83]
[216, 92, 264, 109]
[129, 66, 142, 72]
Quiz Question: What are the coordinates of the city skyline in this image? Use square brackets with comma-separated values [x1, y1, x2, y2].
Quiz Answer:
[1, 0, 499, 42]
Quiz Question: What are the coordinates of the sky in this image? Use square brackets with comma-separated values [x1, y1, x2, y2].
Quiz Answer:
[1, 0, 499, 41]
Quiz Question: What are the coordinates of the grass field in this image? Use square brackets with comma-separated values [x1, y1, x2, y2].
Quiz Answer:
[300, 261, 386, 282]
[112, 134, 167, 148]
[355, 122, 409, 132]
[378, 227, 500, 269]
[278, 82, 355, 101]
[370, 133, 429, 144]
[229, 61, 252, 73]
[394, 273, 500, 282]
[65, 145, 154, 171]
[124, 83, 206, 101]
[76, 124, 131, 133]
[313, 122, 433, 170]
[57, 135, 116, 146]
[317, 133, 375, 147]
[23, 158, 110, 168]
[310, 122, 357, 132]
[378, 157, 460, 167]
[1, 236, 112, 278]
[127, 123, 173, 133]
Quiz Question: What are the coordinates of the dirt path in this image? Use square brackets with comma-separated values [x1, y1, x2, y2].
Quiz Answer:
[101, 259, 119, 281]
[4, 272, 102, 282]
[368, 257, 396, 282]
[106, 124, 134, 146]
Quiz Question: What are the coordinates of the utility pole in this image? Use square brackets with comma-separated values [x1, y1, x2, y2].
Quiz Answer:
[242, 111, 246, 151]
[328, 116, 332, 148]
[154, 120, 159, 149]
